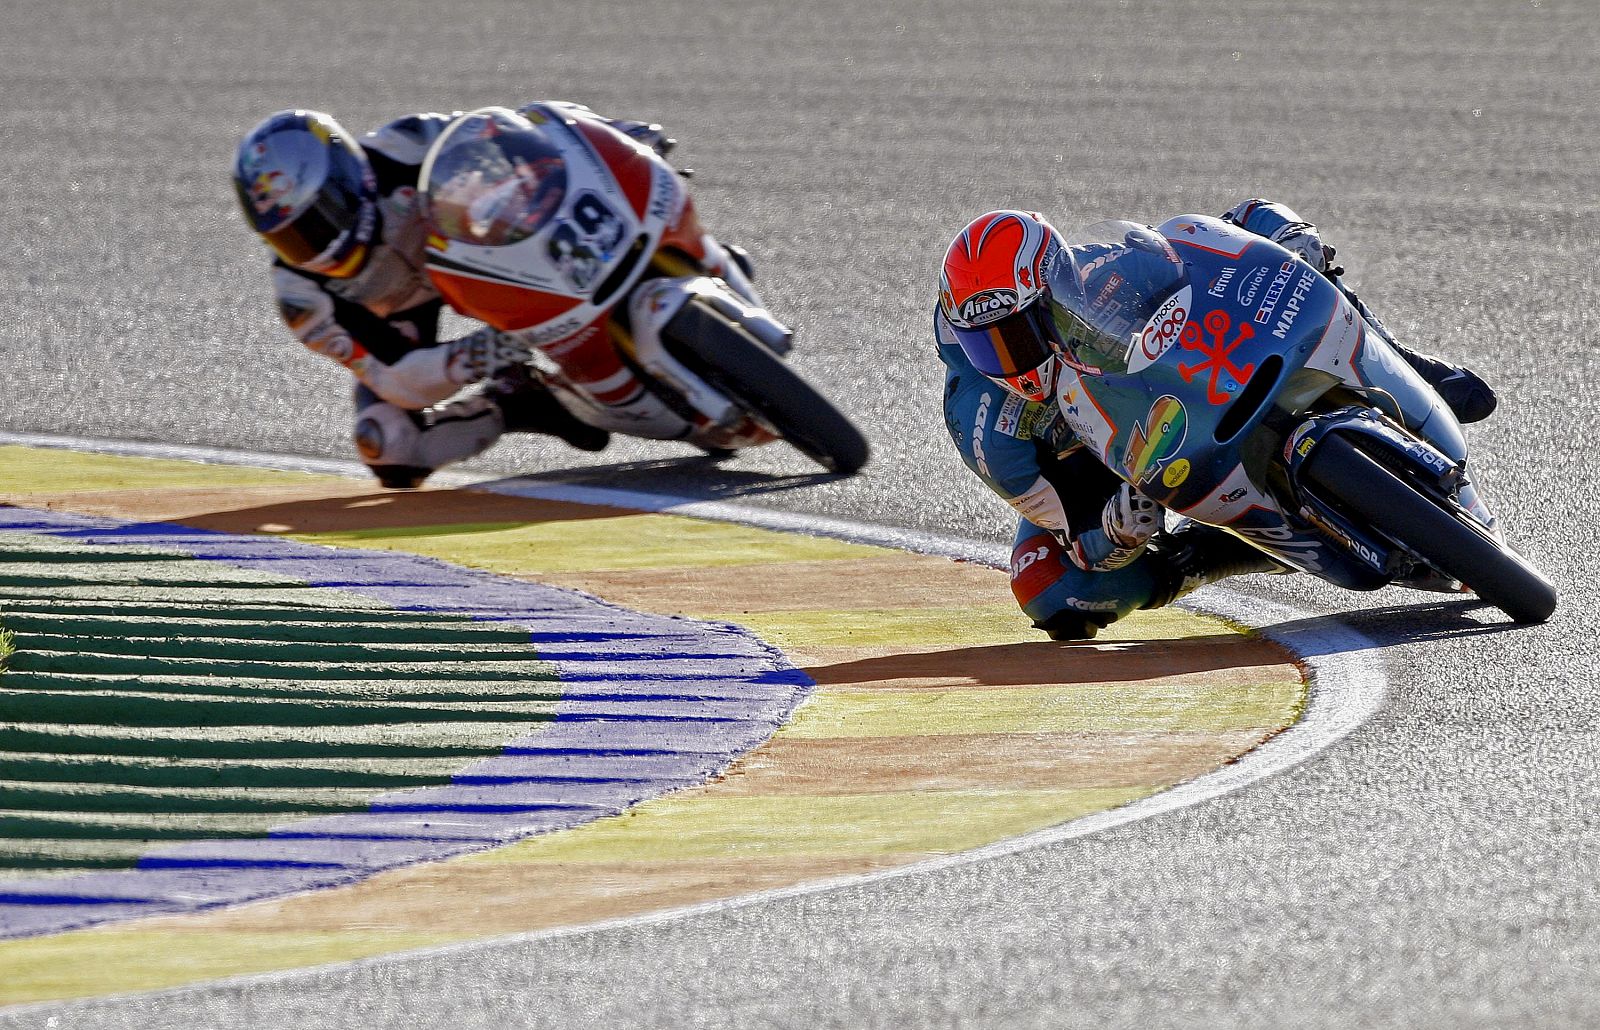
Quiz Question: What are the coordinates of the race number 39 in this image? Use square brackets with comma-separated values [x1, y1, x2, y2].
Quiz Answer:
[548, 192, 627, 292]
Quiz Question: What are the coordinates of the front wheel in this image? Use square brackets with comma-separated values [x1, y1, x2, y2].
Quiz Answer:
[1301, 433, 1557, 623]
[663, 302, 870, 475]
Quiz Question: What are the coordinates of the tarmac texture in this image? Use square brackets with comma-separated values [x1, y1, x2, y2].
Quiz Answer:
[3, 0, 1598, 1025]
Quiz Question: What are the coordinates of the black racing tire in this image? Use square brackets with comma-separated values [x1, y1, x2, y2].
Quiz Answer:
[1301, 433, 1557, 623]
[663, 302, 870, 475]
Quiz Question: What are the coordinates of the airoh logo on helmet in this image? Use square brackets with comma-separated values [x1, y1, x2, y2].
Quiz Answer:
[958, 289, 1019, 326]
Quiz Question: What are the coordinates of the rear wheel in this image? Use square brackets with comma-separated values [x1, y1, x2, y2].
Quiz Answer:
[1301, 433, 1557, 623]
[663, 301, 870, 474]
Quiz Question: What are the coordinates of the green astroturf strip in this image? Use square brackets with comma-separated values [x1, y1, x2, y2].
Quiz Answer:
[0, 612, 532, 643]
[0, 585, 398, 607]
[0, 598, 430, 622]
[7, 632, 548, 663]
[0, 690, 558, 728]
[4, 652, 555, 681]
[1, 810, 335, 838]
[1, 673, 560, 702]
[0, 549, 193, 565]
[0, 535, 562, 877]
[0, 755, 479, 791]
[0, 725, 519, 758]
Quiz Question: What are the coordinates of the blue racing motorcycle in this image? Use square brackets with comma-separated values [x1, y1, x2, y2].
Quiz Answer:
[1048, 215, 1556, 623]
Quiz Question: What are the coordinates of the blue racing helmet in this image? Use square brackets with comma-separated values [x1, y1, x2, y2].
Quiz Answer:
[233, 110, 378, 278]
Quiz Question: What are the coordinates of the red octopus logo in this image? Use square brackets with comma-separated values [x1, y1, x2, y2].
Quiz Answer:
[1178, 309, 1255, 405]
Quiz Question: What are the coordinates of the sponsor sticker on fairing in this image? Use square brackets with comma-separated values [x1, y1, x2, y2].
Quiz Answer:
[1271, 270, 1318, 340]
[1230, 523, 1325, 573]
[529, 314, 586, 345]
[1207, 267, 1237, 298]
[1127, 285, 1192, 373]
[1255, 260, 1297, 324]
[1236, 266, 1267, 308]
[1284, 420, 1317, 464]
[647, 164, 683, 223]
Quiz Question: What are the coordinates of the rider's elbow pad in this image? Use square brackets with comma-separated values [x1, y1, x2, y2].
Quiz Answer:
[1006, 476, 1069, 533]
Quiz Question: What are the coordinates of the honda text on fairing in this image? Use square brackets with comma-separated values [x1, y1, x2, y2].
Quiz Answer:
[416, 105, 869, 474]
[1043, 216, 1555, 623]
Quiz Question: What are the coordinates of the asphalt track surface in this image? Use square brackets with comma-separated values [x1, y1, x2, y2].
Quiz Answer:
[3, 0, 1598, 1025]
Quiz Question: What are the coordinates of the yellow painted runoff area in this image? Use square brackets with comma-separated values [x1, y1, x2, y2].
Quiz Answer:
[0, 446, 1308, 1006]
[0, 445, 334, 496]
[467, 788, 1157, 864]
[781, 682, 1304, 738]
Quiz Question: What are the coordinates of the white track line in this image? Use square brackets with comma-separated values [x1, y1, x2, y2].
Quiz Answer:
[0, 430, 1385, 996]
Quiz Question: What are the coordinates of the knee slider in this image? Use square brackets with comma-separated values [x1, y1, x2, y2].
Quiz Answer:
[354, 396, 505, 473]
[354, 404, 424, 466]
[353, 396, 502, 473]
[1032, 608, 1112, 641]
[1010, 529, 1145, 632]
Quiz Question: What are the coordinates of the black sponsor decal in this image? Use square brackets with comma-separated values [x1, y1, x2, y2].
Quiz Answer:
[959, 289, 1019, 326]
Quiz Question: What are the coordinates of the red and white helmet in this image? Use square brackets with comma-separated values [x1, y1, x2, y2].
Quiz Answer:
[939, 210, 1065, 402]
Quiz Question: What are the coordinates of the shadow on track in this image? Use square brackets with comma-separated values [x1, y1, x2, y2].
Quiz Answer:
[1263, 598, 1533, 659]
[165, 455, 842, 537]
[803, 633, 1286, 688]
[480, 453, 843, 502]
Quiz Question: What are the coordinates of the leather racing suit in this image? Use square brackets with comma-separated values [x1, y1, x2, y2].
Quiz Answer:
[937, 198, 1486, 639]
[264, 103, 684, 488]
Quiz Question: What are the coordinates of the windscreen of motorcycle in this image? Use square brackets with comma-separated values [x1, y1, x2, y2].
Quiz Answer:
[1043, 220, 1188, 376]
[423, 110, 568, 247]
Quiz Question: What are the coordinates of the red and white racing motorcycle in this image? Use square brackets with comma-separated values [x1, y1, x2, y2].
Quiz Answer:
[418, 105, 869, 474]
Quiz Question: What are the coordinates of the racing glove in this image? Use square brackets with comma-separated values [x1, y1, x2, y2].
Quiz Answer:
[444, 327, 534, 386]
[610, 119, 676, 157]
[1102, 483, 1163, 550]
[1270, 222, 1327, 273]
[1061, 484, 1164, 573]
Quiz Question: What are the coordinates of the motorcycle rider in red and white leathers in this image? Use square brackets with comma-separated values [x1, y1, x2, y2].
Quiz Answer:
[232, 104, 755, 488]
[938, 203, 1498, 640]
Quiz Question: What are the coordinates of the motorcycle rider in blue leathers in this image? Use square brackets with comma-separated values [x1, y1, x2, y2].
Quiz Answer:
[938, 200, 1498, 640]
[233, 104, 745, 488]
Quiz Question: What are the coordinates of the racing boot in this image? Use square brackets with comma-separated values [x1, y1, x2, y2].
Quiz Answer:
[1339, 281, 1498, 423]
[724, 244, 755, 282]
[486, 364, 610, 452]
[1032, 607, 1116, 642]
[369, 465, 432, 490]
[1141, 522, 1288, 611]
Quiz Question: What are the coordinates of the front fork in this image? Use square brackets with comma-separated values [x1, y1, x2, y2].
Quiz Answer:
[1283, 406, 1499, 585]
[605, 273, 795, 442]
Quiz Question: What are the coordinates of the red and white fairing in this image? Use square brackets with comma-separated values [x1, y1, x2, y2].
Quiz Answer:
[420, 104, 713, 411]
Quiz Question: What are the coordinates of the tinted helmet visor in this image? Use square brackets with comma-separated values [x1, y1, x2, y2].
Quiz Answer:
[263, 161, 367, 269]
[950, 302, 1060, 381]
